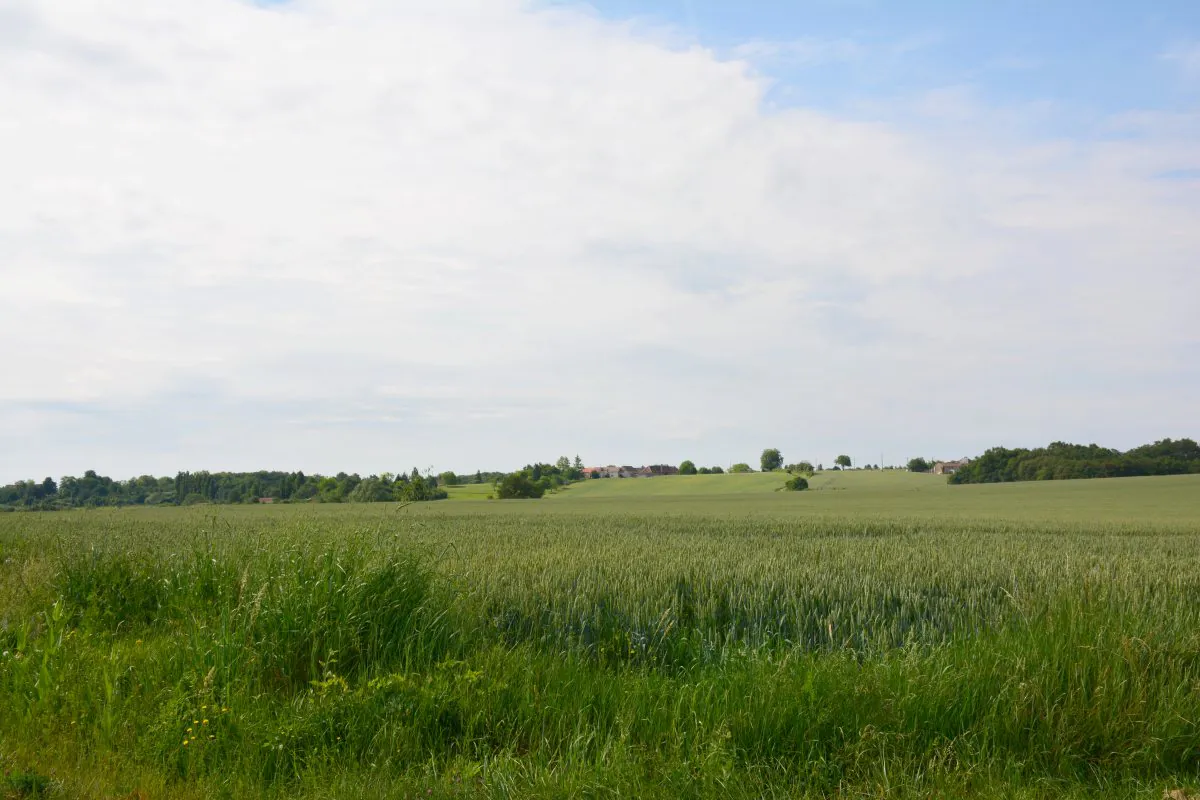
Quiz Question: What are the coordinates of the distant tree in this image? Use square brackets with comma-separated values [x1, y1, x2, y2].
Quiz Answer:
[349, 478, 396, 503]
[495, 472, 546, 499]
[556, 456, 571, 472]
[697, 467, 712, 474]
[573, 455, 584, 470]
[760, 448, 783, 472]
[835, 455, 852, 469]
[784, 476, 809, 491]
[786, 461, 814, 475]
[679, 460, 698, 475]
[907, 458, 930, 473]
[709, 466, 724, 474]
[398, 472, 447, 501]
[438, 471, 459, 486]
[730, 463, 753, 473]
[817, 463, 824, 471]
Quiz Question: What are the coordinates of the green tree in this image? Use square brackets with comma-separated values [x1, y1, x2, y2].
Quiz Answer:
[438, 471, 459, 486]
[679, 460, 698, 475]
[698, 467, 711, 474]
[495, 472, 545, 499]
[573, 455, 584, 470]
[730, 463, 752, 473]
[349, 477, 395, 503]
[760, 448, 783, 472]
[784, 476, 809, 491]
[709, 466, 724, 474]
[556, 456, 571, 472]
[835, 455, 852, 469]
[907, 457, 931, 473]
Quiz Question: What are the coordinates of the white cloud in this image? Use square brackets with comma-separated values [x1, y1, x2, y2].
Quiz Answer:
[0, 0, 1197, 480]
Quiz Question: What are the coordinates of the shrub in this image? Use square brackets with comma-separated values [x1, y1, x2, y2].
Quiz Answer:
[495, 472, 545, 499]
[784, 476, 809, 491]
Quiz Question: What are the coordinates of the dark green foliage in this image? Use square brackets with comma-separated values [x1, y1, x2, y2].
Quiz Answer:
[760, 448, 783, 472]
[784, 476, 809, 491]
[0, 467, 459, 509]
[396, 472, 447, 502]
[835, 455, 852, 469]
[785, 461, 813, 475]
[951, 438, 1200, 484]
[3, 771, 51, 796]
[729, 463, 752, 473]
[708, 465, 724, 474]
[493, 461, 585, 497]
[678, 460, 697, 475]
[908, 457, 931, 472]
[495, 472, 546, 499]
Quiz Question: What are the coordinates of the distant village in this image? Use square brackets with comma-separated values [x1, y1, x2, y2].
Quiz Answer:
[582, 465, 679, 478]
[581, 460, 973, 478]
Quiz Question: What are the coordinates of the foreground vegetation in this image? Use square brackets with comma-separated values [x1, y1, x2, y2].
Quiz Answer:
[2, 474, 1199, 797]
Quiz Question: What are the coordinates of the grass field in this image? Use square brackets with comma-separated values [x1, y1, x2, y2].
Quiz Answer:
[2, 471, 1199, 798]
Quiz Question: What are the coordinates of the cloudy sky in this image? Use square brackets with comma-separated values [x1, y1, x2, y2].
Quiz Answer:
[1, 0, 1198, 482]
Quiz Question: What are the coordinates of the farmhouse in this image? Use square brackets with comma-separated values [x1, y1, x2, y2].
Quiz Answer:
[932, 459, 971, 475]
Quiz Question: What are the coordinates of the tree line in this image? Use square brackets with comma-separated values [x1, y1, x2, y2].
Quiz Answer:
[946, 439, 1200, 484]
[0, 468, 505, 510]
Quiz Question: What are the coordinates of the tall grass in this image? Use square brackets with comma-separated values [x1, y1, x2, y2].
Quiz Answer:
[1, 503, 1198, 797]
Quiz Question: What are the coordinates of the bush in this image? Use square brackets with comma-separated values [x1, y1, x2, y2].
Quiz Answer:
[679, 460, 697, 475]
[729, 463, 753, 473]
[784, 476, 809, 491]
[495, 472, 545, 499]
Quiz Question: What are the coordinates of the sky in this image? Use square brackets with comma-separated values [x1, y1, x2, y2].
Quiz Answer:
[1, 0, 1198, 482]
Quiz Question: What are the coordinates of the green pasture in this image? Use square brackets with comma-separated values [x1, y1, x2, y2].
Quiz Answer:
[473, 468, 1200, 526]
[2, 471, 1199, 798]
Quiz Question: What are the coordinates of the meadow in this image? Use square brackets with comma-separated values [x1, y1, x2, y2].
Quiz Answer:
[2, 471, 1199, 798]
